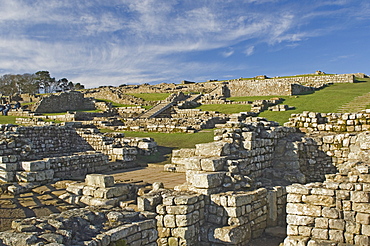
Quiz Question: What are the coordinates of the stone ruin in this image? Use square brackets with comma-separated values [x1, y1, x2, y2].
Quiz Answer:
[0, 123, 157, 194]
[0, 109, 369, 245]
[8, 73, 360, 136]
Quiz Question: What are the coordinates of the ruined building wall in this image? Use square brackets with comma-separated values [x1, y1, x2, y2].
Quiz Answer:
[0, 125, 157, 185]
[284, 162, 370, 246]
[32, 91, 95, 113]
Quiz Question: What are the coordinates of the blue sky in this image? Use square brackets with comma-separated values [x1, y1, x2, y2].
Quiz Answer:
[0, 0, 369, 88]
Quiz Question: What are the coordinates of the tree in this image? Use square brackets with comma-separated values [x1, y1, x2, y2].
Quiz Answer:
[73, 83, 85, 90]
[34, 71, 55, 93]
[0, 71, 85, 96]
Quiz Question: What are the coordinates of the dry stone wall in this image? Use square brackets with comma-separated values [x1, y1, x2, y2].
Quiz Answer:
[284, 162, 370, 246]
[0, 124, 157, 193]
[285, 110, 370, 133]
[32, 91, 95, 113]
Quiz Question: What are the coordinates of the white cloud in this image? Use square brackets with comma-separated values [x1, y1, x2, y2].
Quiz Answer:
[0, 0, 367, 87]
[244, 46, 255, 56]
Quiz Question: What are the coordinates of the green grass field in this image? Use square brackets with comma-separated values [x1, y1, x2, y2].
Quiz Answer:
[195, 104, 252, 114]
[123, 130, 214, 149]
[224, 78, 370, 125]
[0, 116, 18, 124]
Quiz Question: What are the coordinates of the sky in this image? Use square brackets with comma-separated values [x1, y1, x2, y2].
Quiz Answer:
[0, 0, 369, 88]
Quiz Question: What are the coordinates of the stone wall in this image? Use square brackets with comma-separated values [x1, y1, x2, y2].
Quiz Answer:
[0, 125, 157, 191]
[284, 162, 370, 245]
[32, 91, 95, 113]
[81, 74, 355, 100]
[83, 86, 149, 106]
[0, 206, 158, 246]
[116, 115, 228, 133]
[285, 110, 370, 132]
[138, 190, 205, 245]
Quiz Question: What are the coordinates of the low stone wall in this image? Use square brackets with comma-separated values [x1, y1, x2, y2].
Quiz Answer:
[117, 106, 146, 118]
[32, 91, 96, 113]
[117, 116, 228, 133]
[285, 110, 370, 132]
[227, 74, 354, 97]
[284, 162, 370, 245]
[83, 86, 148, 106]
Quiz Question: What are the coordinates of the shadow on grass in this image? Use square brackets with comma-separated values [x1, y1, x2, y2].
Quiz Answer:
[135, 146, 174, 166]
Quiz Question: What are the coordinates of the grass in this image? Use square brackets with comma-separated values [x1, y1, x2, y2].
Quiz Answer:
[195, 104, 252, 114]
[0, 116, 18, 124]
[228, 96, 282, 102]
[122, 130, 215, 149]
[126, 93, 170, 101]
[258, 78, 370, 124]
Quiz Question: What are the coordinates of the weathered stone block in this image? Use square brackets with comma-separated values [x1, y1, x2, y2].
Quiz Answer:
[0, 171, 15, 183]
[0, 163, 18, 172]
[351, 191, 370, 203]
[283, 235, 309, 246]
[184, 157, 202, 171]
[362, 224, 370, 236]
[191, 172, 225, 189]
[85, 174, 114, 188]
[172, 224, 197, 239]
[166, 205, 194, 215]
[20, 161, 46, 171]
[163, 214, 176, 228]
[286, 184, 310, 195]
[311, 228, 328, 240]
[137, 195, 162, 212]
[286, 215, 315, 226]
[352, 203, 370, 213]
[302, 195, 335, 207]
[200, 157, 226, 171]
[329, 219, 345, 230]
[212, 225, 250, 244]
[15, 171, 36, 182]
[173, 195, 199, 205]
[175, 213, 194, 227]
[322, 207, 340, 219]
[82, 186, 96, 196]
[286, 203, 321, 217]
[227, 193, 252, 207]
[195, 142, 230, 157]
[172, 148, 195, 158]
[356, 212, 370, 225]
[105, 224, 139, 242]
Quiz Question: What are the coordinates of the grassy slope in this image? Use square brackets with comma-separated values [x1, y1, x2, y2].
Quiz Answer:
[230, 78, 370, 125]
[195, 104, 252, 114]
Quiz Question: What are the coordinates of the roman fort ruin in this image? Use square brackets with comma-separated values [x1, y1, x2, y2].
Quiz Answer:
[0, 72, 369, 245]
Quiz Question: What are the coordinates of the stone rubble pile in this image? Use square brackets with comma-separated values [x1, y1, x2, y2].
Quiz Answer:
[269, 104, 295, 111]
[0, 206, 157, 246]
[60, 174, 138, 207]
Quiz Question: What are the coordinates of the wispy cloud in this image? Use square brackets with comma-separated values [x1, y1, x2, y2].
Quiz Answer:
[0, 0, 368, 87]
[244, 46, 255, 56]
